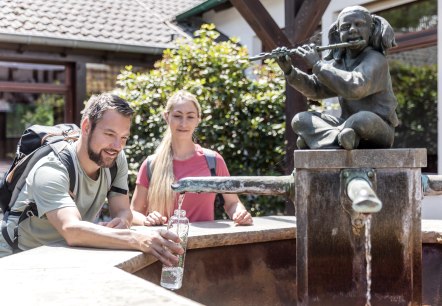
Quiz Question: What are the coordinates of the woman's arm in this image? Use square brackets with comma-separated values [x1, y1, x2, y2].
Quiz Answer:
[100, 193, 132, 228]
[130, 184, 167, 226]
[222, 194, 253, 225]
[130, 184, 150, 225]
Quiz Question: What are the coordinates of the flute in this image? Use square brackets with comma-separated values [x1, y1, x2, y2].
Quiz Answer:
[249, 40, 366, 61]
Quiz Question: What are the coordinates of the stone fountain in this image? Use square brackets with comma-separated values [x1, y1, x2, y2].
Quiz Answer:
[173, 148, 442, 306]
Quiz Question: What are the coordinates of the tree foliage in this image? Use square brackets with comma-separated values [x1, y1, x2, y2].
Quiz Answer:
[390, 61, 437, 155]
[116, 24, 287, 217]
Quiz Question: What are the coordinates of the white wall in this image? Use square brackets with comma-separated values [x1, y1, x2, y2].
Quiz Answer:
[202, 0, 284, 56]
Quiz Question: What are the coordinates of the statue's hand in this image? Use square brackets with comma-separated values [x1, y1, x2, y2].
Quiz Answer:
[271, 47, 293, 75]
[295, 44, 321, 69]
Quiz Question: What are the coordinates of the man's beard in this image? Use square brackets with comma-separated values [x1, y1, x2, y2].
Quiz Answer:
[87, 134, 118, 168]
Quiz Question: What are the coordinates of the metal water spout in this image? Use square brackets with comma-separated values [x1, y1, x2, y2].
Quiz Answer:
[171, 175, 295, 198]
[342, 169, 382, 213]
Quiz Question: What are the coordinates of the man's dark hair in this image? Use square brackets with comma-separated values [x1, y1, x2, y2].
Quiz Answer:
[81, 93, 134, 130]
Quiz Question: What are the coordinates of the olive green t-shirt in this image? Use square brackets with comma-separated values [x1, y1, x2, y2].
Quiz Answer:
[0, 142, 128, 257]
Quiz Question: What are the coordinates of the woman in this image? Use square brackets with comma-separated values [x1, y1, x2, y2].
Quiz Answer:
[131, 90, 253, 226]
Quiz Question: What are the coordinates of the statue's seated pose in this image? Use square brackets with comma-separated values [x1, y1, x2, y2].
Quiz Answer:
[274, 6, 398, 150]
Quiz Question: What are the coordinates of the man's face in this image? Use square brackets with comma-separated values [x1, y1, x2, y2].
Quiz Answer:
[86, 109, 131, 168]
[338, 11, 372, 50]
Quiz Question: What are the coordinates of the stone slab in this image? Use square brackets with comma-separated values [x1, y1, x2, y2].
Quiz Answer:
[0, 216, 296, 306]
[293, 148, 427, 169]
[0, 215, 440, 305]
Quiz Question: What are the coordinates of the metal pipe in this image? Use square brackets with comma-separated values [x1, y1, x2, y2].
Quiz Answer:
[171, 175, 294, 196]
[346, 178, 382, 213]
[422, 174, 442, 196]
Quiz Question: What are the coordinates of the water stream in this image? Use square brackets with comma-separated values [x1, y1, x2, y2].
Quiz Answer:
[178, 193, 185, 212]
[364, 214, 373, 306]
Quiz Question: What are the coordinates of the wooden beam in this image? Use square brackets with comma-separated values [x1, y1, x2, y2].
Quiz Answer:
[390, 28, 437, 54]
[230, 0, 292, 49]
[286, 0, 331, 44]
[73, 61, 87, 125]
[0, 81, 68, 94]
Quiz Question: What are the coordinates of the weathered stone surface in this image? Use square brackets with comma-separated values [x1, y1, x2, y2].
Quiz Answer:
[0, 215, 440, 305]
[0, 216, 295, 305]
[293, 148, 427, 169]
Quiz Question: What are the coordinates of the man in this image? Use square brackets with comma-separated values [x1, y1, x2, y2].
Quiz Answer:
[0, 93, 183, 265]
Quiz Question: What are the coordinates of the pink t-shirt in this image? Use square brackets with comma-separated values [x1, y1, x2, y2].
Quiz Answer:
[136, 144, 230, 222]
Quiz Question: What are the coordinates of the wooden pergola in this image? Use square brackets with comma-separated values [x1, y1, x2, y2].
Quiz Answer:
[230, 0, 331, 175]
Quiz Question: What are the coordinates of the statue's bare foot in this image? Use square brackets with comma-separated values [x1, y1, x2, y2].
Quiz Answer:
[338, 128, 360, 150]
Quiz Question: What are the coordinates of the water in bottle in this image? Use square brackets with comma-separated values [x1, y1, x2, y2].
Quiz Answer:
[160, 204, 189, 290]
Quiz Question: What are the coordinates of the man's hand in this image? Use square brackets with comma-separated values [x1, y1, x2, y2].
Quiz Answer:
[138, 228, 184, 266]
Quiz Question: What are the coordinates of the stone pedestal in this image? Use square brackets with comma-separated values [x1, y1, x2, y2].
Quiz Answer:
[293, 149, 426, 306]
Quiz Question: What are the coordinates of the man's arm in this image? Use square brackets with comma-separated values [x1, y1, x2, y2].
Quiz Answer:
[101, 193, 133, 228]
[46, 206, 183, 266]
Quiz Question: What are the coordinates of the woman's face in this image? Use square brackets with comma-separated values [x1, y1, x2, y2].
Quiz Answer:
[165, 100, 200, 140]
[338, 11, 372, 50]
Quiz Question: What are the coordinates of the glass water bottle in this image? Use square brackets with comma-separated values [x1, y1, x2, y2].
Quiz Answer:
[160, 209, 189, 290]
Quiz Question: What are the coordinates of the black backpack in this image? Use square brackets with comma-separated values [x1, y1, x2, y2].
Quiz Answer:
[0, 124, 118, 251]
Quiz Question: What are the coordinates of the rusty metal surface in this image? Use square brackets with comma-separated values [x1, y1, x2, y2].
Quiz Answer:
[135, 240, 297, 306]
[422, 244, 442, 306]
[422, 174, 442, 196]
[295, 168, 422, 305]
[133, 240, 442, 306]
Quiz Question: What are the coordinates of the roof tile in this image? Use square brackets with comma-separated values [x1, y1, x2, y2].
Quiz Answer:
[0, 0, 206, 51]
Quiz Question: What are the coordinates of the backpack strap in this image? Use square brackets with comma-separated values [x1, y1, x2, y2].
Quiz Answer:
[108, 164, 126, 194]
[58, 144, 124, 196]
[202, 148, 217, 176]
[201, 148, 225, 208]
[56, 142, 76, 196]
[1, 202, 37, 253]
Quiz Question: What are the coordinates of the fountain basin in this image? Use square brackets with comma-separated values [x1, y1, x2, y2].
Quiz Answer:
[0, 216, 440, 305]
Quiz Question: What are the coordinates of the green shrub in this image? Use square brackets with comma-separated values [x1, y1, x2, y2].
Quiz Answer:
[389, 61, 437, 156]
[116, 24, 287, 218]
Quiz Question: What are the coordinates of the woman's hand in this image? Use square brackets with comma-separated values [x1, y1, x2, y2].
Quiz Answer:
[144, 211, 168, 226]
[232, 209, 253, 226]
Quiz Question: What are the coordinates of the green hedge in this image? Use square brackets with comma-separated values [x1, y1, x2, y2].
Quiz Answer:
[116, 25, 287, 218]
[389, 61, 437, 156]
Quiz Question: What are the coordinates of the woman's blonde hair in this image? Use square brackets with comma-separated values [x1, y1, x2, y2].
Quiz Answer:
[147, 90, 201, 217]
